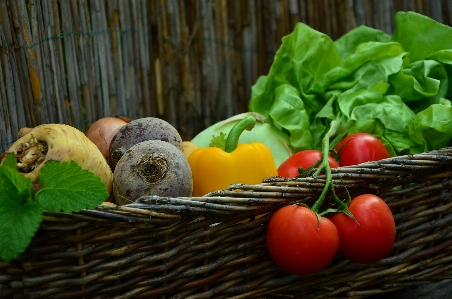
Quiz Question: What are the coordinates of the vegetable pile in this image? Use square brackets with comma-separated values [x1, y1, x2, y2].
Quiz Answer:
[0, 117, 191, 262]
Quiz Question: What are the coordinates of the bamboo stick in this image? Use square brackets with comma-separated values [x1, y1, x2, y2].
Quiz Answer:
[13, 0, 42, 127]
[41, 0, 67, 125]
[118, 0, 137, 118]
[71, 0, 94, 127]
[60, 0, 83, 130]
[0, 33, 12, 150]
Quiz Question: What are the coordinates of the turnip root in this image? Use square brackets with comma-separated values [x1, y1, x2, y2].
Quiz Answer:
[108, 117, 183, 171]
[3, 124, 113, 193]
[113, 140, 192, 206]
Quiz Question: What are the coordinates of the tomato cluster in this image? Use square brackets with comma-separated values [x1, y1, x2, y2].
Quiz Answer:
[269, 132, 396, 276]
[267, 194, 396, 276]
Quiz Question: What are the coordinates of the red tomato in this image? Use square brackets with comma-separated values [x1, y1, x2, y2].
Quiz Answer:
[328, 194, 396, 264]
[277, 150, 340, 178]
[335, 133, 390, 166]
[266, 205, 339, 275]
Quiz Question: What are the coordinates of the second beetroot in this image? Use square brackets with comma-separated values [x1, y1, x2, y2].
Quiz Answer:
[108, 117, 184, 171]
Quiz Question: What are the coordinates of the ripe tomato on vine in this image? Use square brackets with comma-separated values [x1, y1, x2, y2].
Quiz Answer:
[329, 194, 396, 264]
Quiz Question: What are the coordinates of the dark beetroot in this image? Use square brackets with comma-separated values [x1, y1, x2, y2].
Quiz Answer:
[113, 140, 193, 205]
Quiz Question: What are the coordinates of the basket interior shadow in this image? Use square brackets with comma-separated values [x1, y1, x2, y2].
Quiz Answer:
[2, 147, 452, 299]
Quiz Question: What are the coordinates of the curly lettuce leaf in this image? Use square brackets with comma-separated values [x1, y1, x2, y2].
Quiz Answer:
[270, 84, 313, 151]
[409, 103, 452, 152]
[249, 22, 341, 151]
[392, 11, 452, 63]
[335, 25, 391, 60]
[327, 42, 406, 90]
[389, 59, 449, 109]
[427, 50, 452, 99]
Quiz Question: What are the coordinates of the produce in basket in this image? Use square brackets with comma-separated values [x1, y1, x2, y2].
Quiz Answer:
[108, 117, 184, 170]
[3, 10, 452, 299]
[2, 124, 113, 193]
[113, 140, 193, 205]
[189, 115, 278, 196]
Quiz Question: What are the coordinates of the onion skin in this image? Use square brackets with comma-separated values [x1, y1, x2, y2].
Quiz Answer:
[86, 116, 130, 158]
[3, 124, 113, 194]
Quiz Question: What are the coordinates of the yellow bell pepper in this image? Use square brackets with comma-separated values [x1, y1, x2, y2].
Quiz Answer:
[188, 116, 278, 196]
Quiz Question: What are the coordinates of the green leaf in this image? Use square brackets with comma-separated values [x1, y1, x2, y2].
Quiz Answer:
[209, 132, 227, 150]
[409, 104, 452, 151]
[390, 60, 449, 106]
[0, 153, 32, 202]
[249, 22, 341, 151]
[0, 196, 43, 262]
[36, 160, 108, 213]
[427, 50, 452, 98]
[335, 25, 391, 60]
[327, 42, 405, 89]
[392, 11, 452, 62]
[1, 152, 16, 168]
[0, 153, 40, 262]
[249, 22, 341, 117]
[270, 84, 313, 151]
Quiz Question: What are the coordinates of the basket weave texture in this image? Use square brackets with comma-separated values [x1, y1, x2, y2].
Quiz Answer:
[2, 147, 452, 298]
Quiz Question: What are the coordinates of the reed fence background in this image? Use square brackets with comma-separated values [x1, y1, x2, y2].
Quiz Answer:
[1, 0, 452, 153]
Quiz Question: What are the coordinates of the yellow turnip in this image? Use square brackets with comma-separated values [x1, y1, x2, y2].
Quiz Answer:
[2, 124, 113, 194]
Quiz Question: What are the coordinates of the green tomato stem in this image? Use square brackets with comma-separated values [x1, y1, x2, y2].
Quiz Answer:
[310, 120, 359, 225]
[311, 120, 339, 213]
[224, 116, 256, 153]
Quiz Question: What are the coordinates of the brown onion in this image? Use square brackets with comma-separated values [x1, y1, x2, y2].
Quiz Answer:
[86, 116, 131, 158]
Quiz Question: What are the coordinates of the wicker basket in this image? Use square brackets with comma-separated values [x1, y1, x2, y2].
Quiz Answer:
[2, 1, 452, 298]
[2, 147, 452, 298]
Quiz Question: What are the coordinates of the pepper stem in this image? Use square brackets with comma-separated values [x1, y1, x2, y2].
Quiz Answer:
[224, 116, 256, 153]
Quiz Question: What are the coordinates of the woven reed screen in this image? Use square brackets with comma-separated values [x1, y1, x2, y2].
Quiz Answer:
[1, 0, 452, 153]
